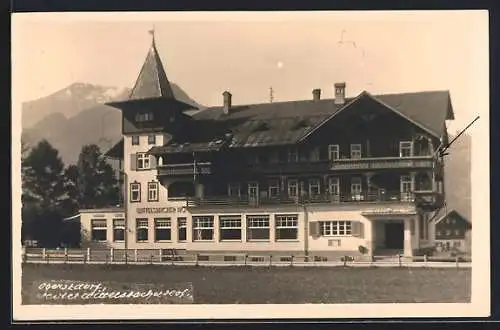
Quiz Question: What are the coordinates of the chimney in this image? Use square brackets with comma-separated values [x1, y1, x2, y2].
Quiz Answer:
[223, 91, 232, 114]
[312, 88, 321, 101]
[334, 82, 346, 105]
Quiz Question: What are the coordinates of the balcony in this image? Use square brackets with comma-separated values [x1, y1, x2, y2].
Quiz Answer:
[330, 156, 434, 171]
[157, 162, 212, 177]
[186, 190, 416, 208]
[247, 161, 330, 175]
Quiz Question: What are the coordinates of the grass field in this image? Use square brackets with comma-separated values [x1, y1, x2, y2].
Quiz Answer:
[22, 263, 471, 304]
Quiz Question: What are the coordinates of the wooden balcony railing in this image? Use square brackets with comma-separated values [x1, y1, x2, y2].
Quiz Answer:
[186, 190, 417, 207]
[330, 156, 434, 171]
[157, 162, 212, 177]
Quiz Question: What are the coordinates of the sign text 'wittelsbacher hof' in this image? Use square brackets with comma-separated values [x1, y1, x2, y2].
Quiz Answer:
[136, 207, 187, 215]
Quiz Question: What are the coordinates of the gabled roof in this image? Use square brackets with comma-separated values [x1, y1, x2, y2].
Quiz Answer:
[434, 209, 471, 227]
[104, 138, 124, 159]
[186, 90, 454, 151]
[128, 38, 175, 101]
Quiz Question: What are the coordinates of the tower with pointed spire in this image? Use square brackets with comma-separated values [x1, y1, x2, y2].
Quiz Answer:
[104, 30, 198, 251]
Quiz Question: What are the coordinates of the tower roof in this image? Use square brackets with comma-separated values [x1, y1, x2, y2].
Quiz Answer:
[128, 30, 175, 101]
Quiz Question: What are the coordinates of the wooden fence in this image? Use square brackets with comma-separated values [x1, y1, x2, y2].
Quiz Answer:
[21, 247, 472, 268]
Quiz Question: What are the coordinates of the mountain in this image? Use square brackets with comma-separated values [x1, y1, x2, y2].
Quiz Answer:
[22, 82, 204, 165]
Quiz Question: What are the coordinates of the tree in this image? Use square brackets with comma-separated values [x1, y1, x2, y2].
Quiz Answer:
[66, 144, 119, 210]
[22, 140, 69, 247]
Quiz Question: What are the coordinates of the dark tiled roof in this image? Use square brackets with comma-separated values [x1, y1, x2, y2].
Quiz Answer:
[148, 140, 227, 155]
[189, 90, 454, 151]
[435, 209, 471, 226]
[128, 41, 175, 101]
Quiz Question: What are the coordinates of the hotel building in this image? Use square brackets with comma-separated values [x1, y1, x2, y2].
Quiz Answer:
[78, 34, 455, 259]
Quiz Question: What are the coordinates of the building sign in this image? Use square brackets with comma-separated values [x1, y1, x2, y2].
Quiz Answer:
[136, 207, 187, 214]
[361, 206, 416, 215]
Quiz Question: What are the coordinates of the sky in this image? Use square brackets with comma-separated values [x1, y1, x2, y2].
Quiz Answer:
[12, 11, 489, 133]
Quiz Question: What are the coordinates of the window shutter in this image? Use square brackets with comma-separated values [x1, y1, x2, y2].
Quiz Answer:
[309, 222, 318, 237]
[130, 153, 137, 171]
[359, 222, 365, 238]
[352, 221, 360, 237]
[150, 155, 157, 169]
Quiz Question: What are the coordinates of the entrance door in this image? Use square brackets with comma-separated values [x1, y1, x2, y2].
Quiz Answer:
[384, 222, 404, 250]
[248, 182, 259, 206]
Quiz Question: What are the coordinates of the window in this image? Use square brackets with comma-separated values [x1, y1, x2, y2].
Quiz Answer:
[219, 216, 242, 240]
[130, 182, 141, 202]
[400, 175, 412, 201]
[113, 219, 125, 242]
[193, 216, 214, 241]
[137, 153, 151, 170]
[350, 144, 362, 159]
[328, 144, 340, 160]
[91, 219, 107, 241]
[455, 229, 461, 236]
[131, 135, 140, 145]
[399, 141, 413, 158]
[320, 221, 352, 236]
[248, 182, 259, 199]
[451, 218, 456, 224]
[288, 148, 299, 162]
[309, 148, 320, 161]
[268, 179, 280, 198]
[135, 112, 154, 122]
[148, 134, 156, 145]
[351, 177, 362, 200]
[436, 230, 441, 237]
[136, 219, 149, 242]
[329, 177, 340, 200]
[247, 215, 270, 240]
[227, 183, 241, 197]
[288, 179, 298, 198]
[154, 218, 171, 241]
[275, 214, 299, 240]
[178, 218, 187, 241]
[446, 229, 452, 236]
[147, 182, 159, 202]
[309, 179, 320, 197]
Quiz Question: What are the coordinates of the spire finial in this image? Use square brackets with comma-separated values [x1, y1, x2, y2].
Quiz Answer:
[148, 25, 156, 47]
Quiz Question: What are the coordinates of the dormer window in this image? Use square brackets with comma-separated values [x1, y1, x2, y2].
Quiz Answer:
[135, 112, 154, 122]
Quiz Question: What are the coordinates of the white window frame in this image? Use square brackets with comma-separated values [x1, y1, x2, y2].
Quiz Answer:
[178, 217, 187, 241]
[288, 148, 299, 163]
[147, 181, 159, 202]
[275, 214, 299, 241]
[137, 152, 151, 170]
[246, 215, 270, 241]
[309, 179, 321, 197]
[288, 179, 298, 198]
[320, 221, 352, 236]
[136, 219, 149, 242]
[112, 219, 125, 242]
[192, 216, 214, 241]
[91, 219, 107, 242]
[228, 182, 241, 197]
[328, 144, 340, 160]
[154, 218, 171, 241]
[350, 144, 362, 159]
[351, 177, 363, 200]
[400, 175, 412, 201]
[130, 183, 141, 202]
[399, 141, 413, 158]
[268, 179, 280, 198]
[329, 177, 340, 199]
[219, 215, 242, 241]
[248, 182, 259, 199]
[455, 229, 461, 236]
